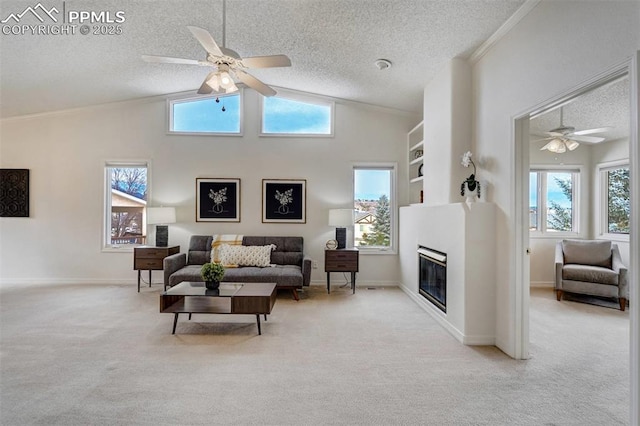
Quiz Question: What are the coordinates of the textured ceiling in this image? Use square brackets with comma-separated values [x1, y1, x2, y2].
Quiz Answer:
[530, 77, 630, 146]
[0, 0, 526, 118]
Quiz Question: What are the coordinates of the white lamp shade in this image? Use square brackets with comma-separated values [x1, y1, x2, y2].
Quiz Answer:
[328, 209, 354, 227]
[147, 207, 176, 225]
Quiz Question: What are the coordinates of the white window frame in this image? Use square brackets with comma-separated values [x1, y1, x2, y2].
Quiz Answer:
[352, 163, 397, 255]
[259, 88, 335, 137]
[529, 165, 581, 238]
[103, 160, 150, 252]
[167, 91, 244, 136]
[598, 160, 630, 242]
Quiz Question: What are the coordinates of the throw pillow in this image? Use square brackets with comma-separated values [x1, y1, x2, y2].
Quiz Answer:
[218, 244, 276, 267]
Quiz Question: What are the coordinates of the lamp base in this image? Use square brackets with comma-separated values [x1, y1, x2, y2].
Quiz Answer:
[155, 225, 168, 247]
[335, 227, 346, 249]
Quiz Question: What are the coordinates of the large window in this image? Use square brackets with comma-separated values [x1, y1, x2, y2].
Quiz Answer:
[353, 164, 396, 252]
[169, 93, 242, 134]
[600, 164, 630, 236]
[261, 90, 333, 136]
[530, 169, 580, 235]
[104, 162, 148, 249]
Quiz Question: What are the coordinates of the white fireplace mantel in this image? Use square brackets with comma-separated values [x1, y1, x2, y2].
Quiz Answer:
[399, 202, 496, 344]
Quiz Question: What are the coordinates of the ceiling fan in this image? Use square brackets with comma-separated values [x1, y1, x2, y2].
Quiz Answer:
[141, 0, 290, 98]
[534, 107, 612, 153]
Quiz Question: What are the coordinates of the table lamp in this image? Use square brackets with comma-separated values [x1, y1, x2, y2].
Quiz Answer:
[147, 207, 176, 247]
[328, 209, 354, 249]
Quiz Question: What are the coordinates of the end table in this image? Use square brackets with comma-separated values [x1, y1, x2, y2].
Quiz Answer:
[134, 245, 179, 292]
[325, 248, 359, 294]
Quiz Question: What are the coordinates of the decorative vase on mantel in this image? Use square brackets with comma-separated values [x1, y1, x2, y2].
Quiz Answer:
[461, 175, 481, 204]
[205, 280, 220, 290]
[460, 151, 481, 204]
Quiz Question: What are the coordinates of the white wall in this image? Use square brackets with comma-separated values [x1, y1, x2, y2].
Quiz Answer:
[472, 0, 639, 356]
[0, 89, 417, 286]
[422, 59, 472, 206]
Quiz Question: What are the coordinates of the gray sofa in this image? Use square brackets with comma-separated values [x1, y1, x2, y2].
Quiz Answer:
[164, 235, 311, 300]
[555, 239, 628, 311]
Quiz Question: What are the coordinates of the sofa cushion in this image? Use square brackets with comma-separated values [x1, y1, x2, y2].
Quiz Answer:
[562, 264, 619, 285]
[223, 265, 303, 287]
[187, 235, 213, 265]
[168, 265, 203, 287]
[562, 239, 612, 267]
[243, 236, 303, 266]
[218, 244, 276, 267]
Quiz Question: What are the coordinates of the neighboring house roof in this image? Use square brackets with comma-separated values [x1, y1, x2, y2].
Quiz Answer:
[355, 212, 375, 224]
[112, 189, 146, 208]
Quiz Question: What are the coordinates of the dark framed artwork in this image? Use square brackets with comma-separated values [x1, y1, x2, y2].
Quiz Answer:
[0, 169, 29, 217]
[262, 179, 306, 223]
[196, 178, 241, 222]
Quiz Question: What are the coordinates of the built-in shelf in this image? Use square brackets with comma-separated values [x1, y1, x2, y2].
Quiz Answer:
[407, 120, 425, 205]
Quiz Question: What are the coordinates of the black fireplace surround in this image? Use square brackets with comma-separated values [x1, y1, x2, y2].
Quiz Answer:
[418, 246, 447, 313]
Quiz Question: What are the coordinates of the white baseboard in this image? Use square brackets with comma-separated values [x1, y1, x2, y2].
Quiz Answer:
[530, 281, 554, 288]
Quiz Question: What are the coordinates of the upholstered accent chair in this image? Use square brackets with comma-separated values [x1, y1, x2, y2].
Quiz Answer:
[555, 239, 628, 311]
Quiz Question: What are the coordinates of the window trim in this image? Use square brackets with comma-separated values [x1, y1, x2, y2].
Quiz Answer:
[259, 88, 335, 137]
[352, 162, 398, 255]
[103, 160, 151, 253]
[598, 160, 630, 242]
[529, 165, 581, 238]
[167, 91, 244, 136]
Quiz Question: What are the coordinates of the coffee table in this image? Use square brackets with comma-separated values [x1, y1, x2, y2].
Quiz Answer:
[160, 282, 277, 335]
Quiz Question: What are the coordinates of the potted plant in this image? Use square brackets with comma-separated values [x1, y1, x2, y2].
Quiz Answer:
[201, 262, 225, 289]
[460, 151, 481, 203]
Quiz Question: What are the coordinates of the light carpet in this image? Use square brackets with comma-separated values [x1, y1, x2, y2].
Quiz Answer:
[0, 284, 630, 425]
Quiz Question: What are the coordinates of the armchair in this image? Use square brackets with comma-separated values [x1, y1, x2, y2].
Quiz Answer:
[555, 239, 628, 311]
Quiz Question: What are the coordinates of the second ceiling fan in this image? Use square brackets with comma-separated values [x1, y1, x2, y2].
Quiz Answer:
[534, 107, 612, 153]
[142, 0, 291, 97]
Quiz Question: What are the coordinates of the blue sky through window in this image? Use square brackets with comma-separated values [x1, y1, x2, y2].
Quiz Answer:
[530, 172, 571, 208]
[355, 169, 390, 200]
[172, 95, 240, 133]
[263, 97, 331, 134]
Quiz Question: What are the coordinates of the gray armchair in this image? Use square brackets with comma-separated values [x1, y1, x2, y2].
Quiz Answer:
[555, 239, 628, 311]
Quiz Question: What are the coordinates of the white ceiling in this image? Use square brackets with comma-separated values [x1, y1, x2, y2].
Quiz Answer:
[529, 77, 630, 145]
[0, 0, 527, 118]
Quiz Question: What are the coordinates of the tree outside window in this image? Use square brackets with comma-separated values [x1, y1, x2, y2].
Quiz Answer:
[530, 170, 578, 235]
[605, 167, 630, 234]
[353, 166, 395, 251]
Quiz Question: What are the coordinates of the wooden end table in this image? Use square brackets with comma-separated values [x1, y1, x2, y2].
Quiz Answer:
[325, 248, 359, 294]
[134, 245, 179, 292]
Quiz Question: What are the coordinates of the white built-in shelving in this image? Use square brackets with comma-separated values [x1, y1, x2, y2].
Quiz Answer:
[407, 121, 424, 204]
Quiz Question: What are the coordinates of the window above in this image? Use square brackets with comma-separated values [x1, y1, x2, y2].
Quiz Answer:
[169, 93, 242, 135]
[261, 91, 333, 136]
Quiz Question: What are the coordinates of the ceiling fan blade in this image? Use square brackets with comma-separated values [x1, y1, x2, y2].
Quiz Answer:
[234, 69, 276, 97]
[531, 137, 552, 143]
[142, 55, 201, 65]
[572, 127, 613, 136]
[241, 55, 292, 69]
[197, 71, 218, 95]
[187, 26, 223, 57]
[569, 135, 605, 143]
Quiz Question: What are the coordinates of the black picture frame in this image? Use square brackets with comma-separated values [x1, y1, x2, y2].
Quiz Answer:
[262, 179, 306, 223]
[196, 178, 241, 222]
[0, 169, 29, 217]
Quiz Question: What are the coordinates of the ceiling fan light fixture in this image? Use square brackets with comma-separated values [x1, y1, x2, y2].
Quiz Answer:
[566, 139, 580, 151]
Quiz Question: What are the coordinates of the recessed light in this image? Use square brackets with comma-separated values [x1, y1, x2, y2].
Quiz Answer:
[374, 59, 392, 70]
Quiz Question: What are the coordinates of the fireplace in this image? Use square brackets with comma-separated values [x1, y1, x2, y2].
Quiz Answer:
[418, 246, 447, 313]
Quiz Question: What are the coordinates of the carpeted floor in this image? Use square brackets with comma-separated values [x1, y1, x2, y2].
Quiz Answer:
[0, 283, 630, 425]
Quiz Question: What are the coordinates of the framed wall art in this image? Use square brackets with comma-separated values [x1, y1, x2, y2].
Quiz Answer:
[0, 169, 29, 217]
[196, 178, 241, 222]
[262, 179, 306, 223]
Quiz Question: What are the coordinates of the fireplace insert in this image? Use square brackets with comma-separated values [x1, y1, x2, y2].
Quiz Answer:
[418, 246, 446, 313]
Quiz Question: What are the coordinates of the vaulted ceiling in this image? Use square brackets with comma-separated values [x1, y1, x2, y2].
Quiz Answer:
[0, 0, 526, 118]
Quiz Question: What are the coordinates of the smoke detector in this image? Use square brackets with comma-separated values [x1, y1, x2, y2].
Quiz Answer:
[374, 59, 392, 70]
